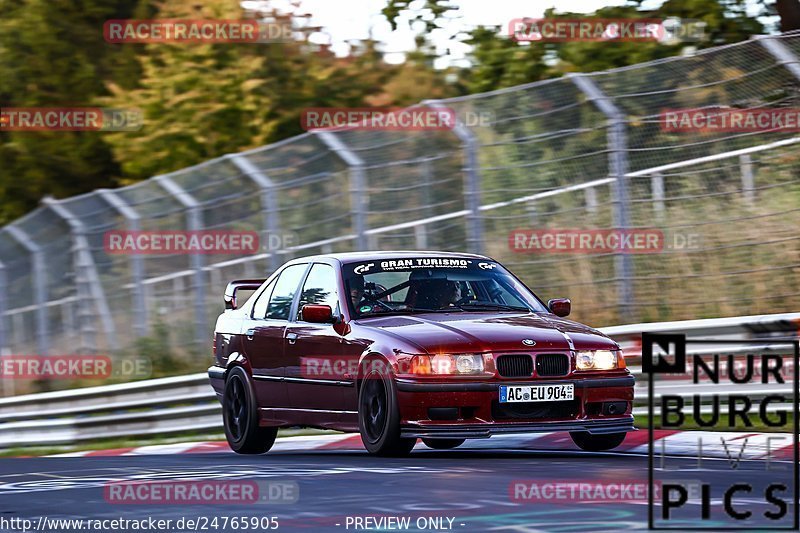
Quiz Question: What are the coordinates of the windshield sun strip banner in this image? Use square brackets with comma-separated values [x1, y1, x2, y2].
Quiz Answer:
[345, 258, 499, 276]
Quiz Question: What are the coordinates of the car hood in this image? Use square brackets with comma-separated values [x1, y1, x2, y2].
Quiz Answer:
[357, 312, 617, 354]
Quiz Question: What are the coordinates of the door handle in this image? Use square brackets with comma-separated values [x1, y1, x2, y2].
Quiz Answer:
[286, 332, 298, 345]
[246, 329, 255, 341]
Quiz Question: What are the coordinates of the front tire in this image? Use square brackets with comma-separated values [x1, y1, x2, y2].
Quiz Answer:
[422, 438, 465, 450]
[358, 365, 416, 456]
[223, 366, 278, 454]
[569, 431, 626, 451]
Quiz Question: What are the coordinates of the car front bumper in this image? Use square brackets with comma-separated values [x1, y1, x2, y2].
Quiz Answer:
[396, 374, 636, 439]
[400, 417, 635, 439]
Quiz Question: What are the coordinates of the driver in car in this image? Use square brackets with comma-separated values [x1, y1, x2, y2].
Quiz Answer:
[437, 281, 462, 308]
[350, 275, 365, 309]
[408, 279, 463, 309]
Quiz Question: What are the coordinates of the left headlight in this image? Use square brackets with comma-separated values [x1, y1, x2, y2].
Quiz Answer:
[575, 350, 621, 370]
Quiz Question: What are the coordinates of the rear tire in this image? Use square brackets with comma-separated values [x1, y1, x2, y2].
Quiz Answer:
[358, 365, 417, 457]
[223, 366, 278, 454]
[422, 438, 465, 450]
[569, 431, 626, 451]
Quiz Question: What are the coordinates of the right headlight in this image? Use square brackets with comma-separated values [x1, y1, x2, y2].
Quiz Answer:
[576, 350, 621, 370]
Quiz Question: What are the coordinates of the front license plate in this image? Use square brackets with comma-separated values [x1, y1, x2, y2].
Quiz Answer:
[499, 384, 574, 403]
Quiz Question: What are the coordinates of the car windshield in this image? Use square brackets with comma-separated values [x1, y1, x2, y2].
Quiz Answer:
[343, 257, 547, 318]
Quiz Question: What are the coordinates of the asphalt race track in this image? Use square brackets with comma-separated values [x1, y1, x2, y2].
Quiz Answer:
[0, 442, 795, 532]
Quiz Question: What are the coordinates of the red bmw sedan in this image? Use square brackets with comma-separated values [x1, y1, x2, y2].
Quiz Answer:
[208, 251, 635, 456]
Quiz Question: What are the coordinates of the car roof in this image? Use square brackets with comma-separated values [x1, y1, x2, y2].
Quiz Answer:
[288, 250, 492, 265]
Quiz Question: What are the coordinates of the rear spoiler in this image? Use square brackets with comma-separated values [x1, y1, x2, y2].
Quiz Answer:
[224, 279, 266, 310]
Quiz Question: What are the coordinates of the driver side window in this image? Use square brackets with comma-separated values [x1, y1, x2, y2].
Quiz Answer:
[297, 264, 339, 320]
[265, 264, 307, 320]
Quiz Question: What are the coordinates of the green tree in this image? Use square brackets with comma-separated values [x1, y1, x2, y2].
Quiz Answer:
[0, 0, 140, 224]
[103, 0, 270, 180]
[382, 0, 768, 93]
[552, 1, 763, 74]
[462, 27, 549, 94]
[106, 0, 403, 181]
[1, 0, 446, 220]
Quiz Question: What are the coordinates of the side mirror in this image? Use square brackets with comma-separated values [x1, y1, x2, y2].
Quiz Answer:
[547, 298, 571, 317]
[301, 304, 334, 323]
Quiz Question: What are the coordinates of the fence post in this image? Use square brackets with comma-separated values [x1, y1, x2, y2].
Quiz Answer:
[415, 157, 434, 249]
[4, 225, 48, 356]
[526, 203, 539, 226]
[227, 154, 282, 272]
[97, 189, 148, 338]
[758, 35, 800, 81]
[0, 259, 9, 397]
[414, 225, 428, 249]
[758, 36, 800, 224]
[12, 314, 23, 355]
[315, 131, 368, 250]
[425, 100, 484, 254]
[61, 298, 76, 347]
[584, 186, 598, 215]
[652, 172, 665, 221]
[0, 260, 6, 356]
[154, 175, 207, 345]
[43, 197, 118, 352]
[739, 155, 755, 206]
[571, 74, 634, 322]
[0, 259, 7, 396]
[210, 268, 222, 299]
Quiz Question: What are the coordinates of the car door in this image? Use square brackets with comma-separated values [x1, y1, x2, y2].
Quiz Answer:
[285, 262, 348, 418]
[241, 263, 308, 422]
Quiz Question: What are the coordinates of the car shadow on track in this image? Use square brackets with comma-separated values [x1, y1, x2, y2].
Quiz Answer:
[203, 448, 647, 461]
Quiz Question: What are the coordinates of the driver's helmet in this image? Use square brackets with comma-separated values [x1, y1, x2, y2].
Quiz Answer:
[350, 274, 365, 292]
[409, 278, 451, 309]
[349, 275, 365, 303]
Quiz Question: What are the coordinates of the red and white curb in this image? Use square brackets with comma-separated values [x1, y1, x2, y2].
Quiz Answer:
[47, 430, 795, 460]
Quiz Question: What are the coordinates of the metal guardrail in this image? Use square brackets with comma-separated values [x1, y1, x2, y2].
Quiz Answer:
[0, 312, 797, 448]
[5, 33, 800, 358]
